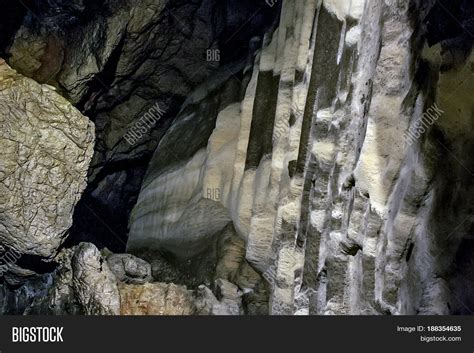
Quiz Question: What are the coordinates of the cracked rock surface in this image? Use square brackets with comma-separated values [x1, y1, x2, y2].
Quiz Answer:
[0, 60, 94, 263]
[71, 243, 121, 315]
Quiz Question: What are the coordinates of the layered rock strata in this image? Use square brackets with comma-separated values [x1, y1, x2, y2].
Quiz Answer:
[0, 60, 94, 283]
[128, 0, 474, 315]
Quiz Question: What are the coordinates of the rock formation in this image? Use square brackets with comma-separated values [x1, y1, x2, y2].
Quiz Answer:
[107, 253, 153, 285]
[127, 0, 474, 315]
[6, 0, 278, 251]
[0, 60, 94, 284]
[0, 0, 473, 315]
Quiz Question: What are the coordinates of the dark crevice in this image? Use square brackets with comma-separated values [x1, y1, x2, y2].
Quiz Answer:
[78, 34, 127, 115]
[0, 0, 32, 57]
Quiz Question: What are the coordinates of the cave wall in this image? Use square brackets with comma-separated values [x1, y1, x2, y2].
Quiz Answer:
[128, 0, 474, 315]
[5, 0, 279, 251]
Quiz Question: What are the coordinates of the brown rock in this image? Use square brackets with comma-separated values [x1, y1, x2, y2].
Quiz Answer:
[119, 282, 196, 315]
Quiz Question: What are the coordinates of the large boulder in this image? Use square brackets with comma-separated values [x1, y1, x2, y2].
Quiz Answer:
[0, 60, 94, 261]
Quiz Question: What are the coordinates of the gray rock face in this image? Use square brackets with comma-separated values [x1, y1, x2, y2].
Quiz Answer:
[3, 243, 200, 315]
[195, 280, 243, 316]
[71, 243, 121, 315]
[24, 249, 82, 315]
[127, 63, 251, 259]
[293, 0, 474, 316]
[107, 253, 152, 284]
[127, 0, 474, 315]
[4, 243, 118, 315]
[0, 60, 94, 260]
[5, 0, 278, 251]
[214, 279, 243, 315]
